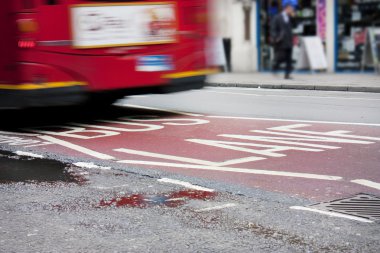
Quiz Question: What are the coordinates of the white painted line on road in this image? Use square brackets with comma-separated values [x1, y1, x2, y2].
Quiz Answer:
[351, 179, 380, 191]
[24, 142, 53, 148]
[166, 197, 187, 202]
[73, 162, 111, 170]
[290, 206, 373, 223]
[115, 148, 218, 166]
[195, 203, 237, 212]
[118, 103, 203, 117]
[14, 151, 44, 159]
[0, 131, 40, 137]
[208, 116, 380, 127]
[205, 89, 380, 101]
[38, 135, 115, 160]
[158, 178, 215, 192]
[93, 184, 129, 190]
[119, 160, 343, 181]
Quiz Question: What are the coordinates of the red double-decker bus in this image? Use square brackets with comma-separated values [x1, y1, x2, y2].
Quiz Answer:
[0, 0, 216, 108]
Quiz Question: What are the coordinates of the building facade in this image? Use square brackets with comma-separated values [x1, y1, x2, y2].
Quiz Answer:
[210, 0, 380, 73]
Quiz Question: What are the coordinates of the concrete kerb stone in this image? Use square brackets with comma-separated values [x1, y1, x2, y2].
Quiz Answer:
[280, 84, 315, 90]
[314, 85, 348, 91]
[349, 86, 380, 93]
[207, 82, 380, 93]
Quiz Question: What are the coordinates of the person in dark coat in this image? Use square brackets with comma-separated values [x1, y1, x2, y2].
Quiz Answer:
[270, 4, 295, 79]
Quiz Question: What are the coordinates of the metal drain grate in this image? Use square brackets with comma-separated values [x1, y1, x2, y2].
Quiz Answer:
[310, 194, 380, 221]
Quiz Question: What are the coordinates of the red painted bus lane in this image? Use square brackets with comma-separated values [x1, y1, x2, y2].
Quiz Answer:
[2, 110, 380, 201]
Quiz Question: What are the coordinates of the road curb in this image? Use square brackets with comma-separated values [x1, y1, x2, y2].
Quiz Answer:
[206, 83, 380, 93]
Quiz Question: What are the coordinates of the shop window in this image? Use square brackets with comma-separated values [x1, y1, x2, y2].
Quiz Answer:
[336, 0, 380, 71]
[259, 0, 319, 70]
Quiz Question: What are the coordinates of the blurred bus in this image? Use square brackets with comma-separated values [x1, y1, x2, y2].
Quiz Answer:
[0, 0, 216, 108]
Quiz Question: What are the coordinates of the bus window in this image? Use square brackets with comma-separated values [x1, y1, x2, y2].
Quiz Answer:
[46, 0, 59, 5]
[22, 0, 35, 9]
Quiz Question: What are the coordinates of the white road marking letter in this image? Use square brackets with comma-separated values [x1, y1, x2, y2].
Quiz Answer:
[269, 124, 380, 141]
[114, 148, 218, 166]
[186, 139, 323, 158]
[39, 135, 115, 160]
[28, 126, 119, 139]
[0, 135, 41, 146]
[0, 131, 40, 137]
[251, 130, 373, 145]
[74, 121, 163, 132]
[221, 133, 341, 149]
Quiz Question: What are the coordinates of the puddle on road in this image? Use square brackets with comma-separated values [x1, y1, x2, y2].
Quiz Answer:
[0, 151, 86, 184]
[98, 190, 217, 209]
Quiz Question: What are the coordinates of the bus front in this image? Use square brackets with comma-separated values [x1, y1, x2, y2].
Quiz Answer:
[0, 0, 216, 108]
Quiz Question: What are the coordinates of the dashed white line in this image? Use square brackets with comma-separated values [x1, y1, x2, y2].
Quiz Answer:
[290, 206, 373, 223]
[14, 151, 44, 159]
[195, 203, 237, 212]
[73, 162, 111, 170]
[158, 178, 215, 192]
[351, 179, 380, 191]
[38, 135, 115, 160]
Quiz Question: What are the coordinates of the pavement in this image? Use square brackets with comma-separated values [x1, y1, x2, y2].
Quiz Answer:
[207, 72, 380, 93]
[1, 88, 380, 252]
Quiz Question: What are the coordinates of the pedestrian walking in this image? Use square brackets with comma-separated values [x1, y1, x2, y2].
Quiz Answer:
[270, 3, 295, 79]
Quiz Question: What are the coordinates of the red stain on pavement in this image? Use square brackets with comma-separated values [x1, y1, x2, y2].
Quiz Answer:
[98, 190, 217, 209]
[99, 194, 146, 208]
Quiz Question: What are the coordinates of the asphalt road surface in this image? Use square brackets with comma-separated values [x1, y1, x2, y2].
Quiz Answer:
[1, 87, 380, 252]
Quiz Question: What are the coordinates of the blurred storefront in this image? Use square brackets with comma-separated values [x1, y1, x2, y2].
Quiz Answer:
[210, 0, 380, 73]
[336, 0, 380, 71]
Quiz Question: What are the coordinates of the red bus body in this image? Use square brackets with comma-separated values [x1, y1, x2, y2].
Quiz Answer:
[0, 0, 215, 108]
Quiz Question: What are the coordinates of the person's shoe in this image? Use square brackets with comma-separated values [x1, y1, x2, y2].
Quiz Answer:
[284, 75, 293, 80]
